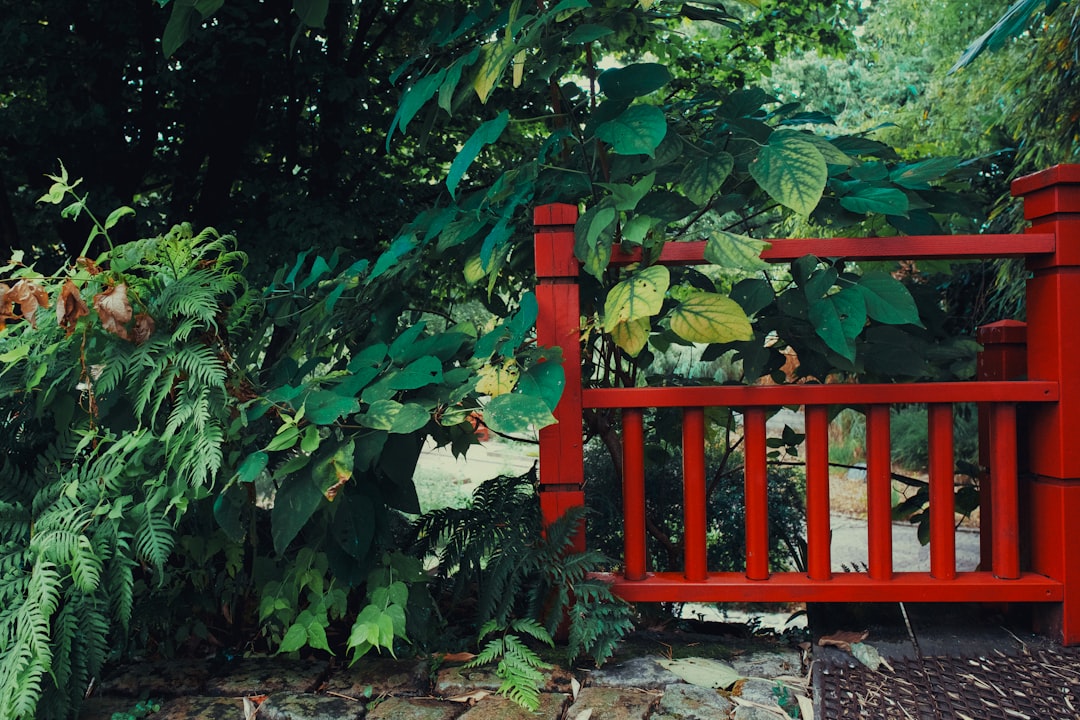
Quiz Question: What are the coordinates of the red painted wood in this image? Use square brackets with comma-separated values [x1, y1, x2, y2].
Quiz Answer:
[583, 381, 1056, 408]
[536, 283, 584, 489]
[805, 406, 831, 581]
[928, 404, 957, 580]
[744, 408, 769, 581]
[866, 405, 893, 580]
[533, 202, 580, 227]
[623, 409, 647, 581]
[683, 408, 708, 582]
[990, 403, 1020, 580]
[540, 491, 586, 553]
[606, 234, 1054, 267]
[596, 571, 1062, 604]
[1028, 479, 1080, 643]
[976, 321, 1028, 573]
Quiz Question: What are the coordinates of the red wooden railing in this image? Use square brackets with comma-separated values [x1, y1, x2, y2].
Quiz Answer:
[533, 165, 1080, 643]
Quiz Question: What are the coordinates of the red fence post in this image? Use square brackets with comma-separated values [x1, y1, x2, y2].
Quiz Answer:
[976, 320, 1027, 576]
[1013, 165, 1080, 643]
[534, 204, 586, 552]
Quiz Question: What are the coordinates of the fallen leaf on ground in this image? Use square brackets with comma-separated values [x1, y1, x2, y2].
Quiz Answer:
[817, 629, 869, 652]
[448, 690, 490, 704]
[573, 710, 593, 720]
[850, 642, 892, 672]
[571, 676, 581, 700]
[657, 657, 743, 690]
[440, 651, 477, 663]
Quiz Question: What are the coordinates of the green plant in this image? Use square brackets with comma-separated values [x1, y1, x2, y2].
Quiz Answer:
[412, 470, 634, 708]
[110, 699, 161, 720]
[466, 619, 554, 711]
[0, 167, 254, 719]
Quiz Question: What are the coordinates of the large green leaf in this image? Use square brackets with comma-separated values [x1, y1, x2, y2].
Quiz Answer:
[473, 36, 517, 104]
[517, 361, 565, 412]
[839, 187, 910, 216]
[596, 172, 655, 211]
[483, 393, 556, 434]
[565, 24, 614, 44]
[610, 317, 651, 356]
[574, 204, 617, 279]
[596, 105, 668, 157]
[703, 229, 770, 272]
[680, 152, 734, 204]
[272, 441, 354, 554]
[857, 272, 924, 326]
[597, 63, 672, 100]
[603, 265, 670, 331]
[293, 0, 329, 27]
[749, 130, 828, 216]
[360, 400, 431, 433]
[668, 292, 753, 344]
[304, 389, 360, 425]
[890, 157, 959, 189]
[388, 69, 447, 147]
[386, 356, 444, 390]
[447, 111, 509, 198]
[809, 297, 855, 361]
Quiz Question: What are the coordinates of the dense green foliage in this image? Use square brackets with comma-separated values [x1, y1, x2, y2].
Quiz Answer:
[2, 0, 1078, 717]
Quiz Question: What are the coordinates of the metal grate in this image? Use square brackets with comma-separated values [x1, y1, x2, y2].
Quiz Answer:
[816, 647, 1080, 719]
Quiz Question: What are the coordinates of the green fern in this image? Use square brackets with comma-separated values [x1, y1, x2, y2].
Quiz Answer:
[466, 619, 553, 712]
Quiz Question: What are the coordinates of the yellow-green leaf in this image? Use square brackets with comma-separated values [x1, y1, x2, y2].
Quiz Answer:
[476, 358, 520, 396]
[703, 229, 770, 271]
[680, 152, 733, 205]
[749, 130, 828, 216]
[669, 291, 753, 344]
[610, 317, 650, 356]
[603, 265, 670, 332]
[473, 36, 516, 104]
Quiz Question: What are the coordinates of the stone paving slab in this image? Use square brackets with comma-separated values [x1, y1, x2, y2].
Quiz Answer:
[203, 657, 329, 696]
[365, 696, 465, 720]
[258, 692, 366, 720]
[566, 686, 661, 720]
[98, 658, 215, 697]
[436, 664, 576, 697]
[458, 693, 569, 720]
[324, 656, 430, 697]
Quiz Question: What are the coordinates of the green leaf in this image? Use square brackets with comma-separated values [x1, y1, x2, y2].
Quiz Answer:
[657, 657, 743, 690]
[596, 105, 668, 157]
[473, 36, 517, 104]
[565, 24, 613, 43]
[484, 393, 556, 434]
[103, 206, 135, 230]
[808, 290, 866, 362]
[668, 292, 753, 344]
[598, 63, 672, 99]
[610, 317, 651, 356]
[839, 187, 910, 216]
[387, 356, 444, 390]
[890, 157, 959, 189]
[603, 265, 670, 332]
[162, 0, 203, 57]
[596, 172, 655, 211]
[749, 130, 828, 216]
[516, 361, 565, 411]
[439, 48, 480, 114]
[278, 623, 310, 653]
[857, 272, 924, 327]
[266, 424, 300, 452]
[680, 152, 734, 204]
[360, 400, 431, 433]
[304, 390, 360, 425]
[292, 0, 328, 27]
[272, 474, 324, 554]
[574, 204, 616, 280]
[388, 69, 447, 147]
[236, 451, 269, 483]
[447, 111, 510, 198]
[390, 322, 426, 364]
[703, 229, 770, 271]
[800, 134, 858, 166]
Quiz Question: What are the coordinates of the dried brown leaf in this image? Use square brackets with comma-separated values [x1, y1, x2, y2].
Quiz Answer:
[56, 279, 89, 336]
[131, 313, 155, 344]
[93, 283, 132, 340]
[76, 257, 102, 275]
[817, 629, 869, 653]
[9, 279, 50, 328]
[440, 652, 478, 663]
[447, 690, 490, 704]
[0, 283, 13, 330]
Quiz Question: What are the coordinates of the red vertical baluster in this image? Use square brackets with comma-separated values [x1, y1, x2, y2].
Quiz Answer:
[534, 204, 585, 551]
[991, 403, 1020, 579]
[744, 407, 769, 580]
[683, 407, 707, 582]
[928, 403, 956, 580]
[866, 405, 893, 580]
[623, 408, 647, 581]
[805, 405, 831, 580]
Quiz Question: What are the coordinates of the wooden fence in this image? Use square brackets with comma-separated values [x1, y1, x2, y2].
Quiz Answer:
[533, 165, 1080, 643]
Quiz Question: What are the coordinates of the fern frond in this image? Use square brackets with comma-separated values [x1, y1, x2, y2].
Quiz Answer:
[134, 509, 174, 578]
